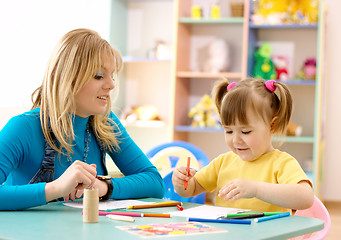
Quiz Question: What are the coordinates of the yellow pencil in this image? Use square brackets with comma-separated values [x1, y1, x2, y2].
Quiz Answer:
[106, 214, 135, 222]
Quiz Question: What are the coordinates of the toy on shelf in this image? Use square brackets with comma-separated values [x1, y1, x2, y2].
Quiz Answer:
[230, 0, 244, 17]
[210, 4, 221, 18]
[202, 38, 230, 73]
[286, 121, 303, 136]
[188, 94, 220, 128]
[253, 42, 277, 80]
[273, 55, 289, 81]
[122, 105, 161, 124]
[191, 5, 202, 18]
[296, 57, 316, 80]
[251, 0, 319, 25]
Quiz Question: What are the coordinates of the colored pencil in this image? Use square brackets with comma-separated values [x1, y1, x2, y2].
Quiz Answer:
[99, 211, 143, 217]
[184, 156, 191, 190]
[254, 212, 290, 223]
[188, 217, 252, 225]
[106, 214, 135, 222]
[127, 201, 182, 209]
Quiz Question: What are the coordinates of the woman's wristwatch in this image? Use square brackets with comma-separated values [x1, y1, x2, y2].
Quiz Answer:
[96, 175, 113, 201]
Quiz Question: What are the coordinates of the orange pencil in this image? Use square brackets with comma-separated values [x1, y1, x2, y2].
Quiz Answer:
[184, 156, 191, 190]
[143, 213, 171, 218]
[127, 201, 182, 209]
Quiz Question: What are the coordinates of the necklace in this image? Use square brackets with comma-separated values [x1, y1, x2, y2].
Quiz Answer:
[65, 122, 91, 164]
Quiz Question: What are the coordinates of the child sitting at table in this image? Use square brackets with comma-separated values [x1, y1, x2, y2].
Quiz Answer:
[172, 78, 314, 213]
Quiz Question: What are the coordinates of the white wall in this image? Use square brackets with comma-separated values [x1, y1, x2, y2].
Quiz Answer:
[0, 0, 111, 129]
[321, 0, 341, 201]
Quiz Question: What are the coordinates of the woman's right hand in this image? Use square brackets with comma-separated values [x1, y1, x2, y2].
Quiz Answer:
[45, 160, 97, 202]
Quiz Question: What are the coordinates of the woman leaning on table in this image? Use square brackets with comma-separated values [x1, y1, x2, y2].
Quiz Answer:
[0, 28, 164, 210]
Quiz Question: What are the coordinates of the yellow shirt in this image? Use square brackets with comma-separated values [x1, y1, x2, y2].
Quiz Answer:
[194, 149, 312, 212]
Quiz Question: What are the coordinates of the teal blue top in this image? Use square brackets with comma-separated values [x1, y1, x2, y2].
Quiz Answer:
[0, 108, 164, 210]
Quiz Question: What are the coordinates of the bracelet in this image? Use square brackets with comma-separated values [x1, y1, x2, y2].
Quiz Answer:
[96, 175, 113, 201]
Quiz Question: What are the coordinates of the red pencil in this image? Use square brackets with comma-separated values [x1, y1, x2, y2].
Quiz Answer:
[184, 156, 191, 190]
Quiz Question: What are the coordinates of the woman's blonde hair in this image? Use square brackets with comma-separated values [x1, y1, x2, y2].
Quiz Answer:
[31, 28, 123, 155]
[212, 78, 293, 136]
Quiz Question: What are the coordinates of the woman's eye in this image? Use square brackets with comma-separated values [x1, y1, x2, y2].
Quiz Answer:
[94, 72, 104, 80]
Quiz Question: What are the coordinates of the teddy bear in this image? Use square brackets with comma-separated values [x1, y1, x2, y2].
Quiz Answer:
[202, 38, 230, 73]
[253, 42, 277, 80]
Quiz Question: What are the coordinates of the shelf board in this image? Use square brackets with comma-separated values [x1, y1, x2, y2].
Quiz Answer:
[249, 23, 318, 29]
[123, 56, 171, 63]
[175, 125, 314, 143]
[272, 136, 315, 143]
[179, 17, 244, 24]
[177, 71, 242, 79]
[263, 79, 316, 85]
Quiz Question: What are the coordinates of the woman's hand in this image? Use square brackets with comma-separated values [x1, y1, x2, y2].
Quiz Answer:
[45, 161, 97, 202]
[218, 178, 258, 201]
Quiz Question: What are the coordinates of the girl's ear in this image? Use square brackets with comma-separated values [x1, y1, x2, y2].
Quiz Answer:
[270, 116, 278, 132]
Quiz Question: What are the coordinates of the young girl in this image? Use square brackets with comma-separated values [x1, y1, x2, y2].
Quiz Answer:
[172, 78, 314, 212]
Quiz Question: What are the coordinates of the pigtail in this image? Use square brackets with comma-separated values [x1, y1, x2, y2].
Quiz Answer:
[212, 79, 229, 116]
[271, 82, 293, 135]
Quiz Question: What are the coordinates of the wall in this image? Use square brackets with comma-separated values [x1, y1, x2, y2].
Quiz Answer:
[321, 0, 341, 201]
[0, 0, 111, 129]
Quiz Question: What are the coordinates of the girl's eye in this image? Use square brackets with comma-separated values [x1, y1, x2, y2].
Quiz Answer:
[225, 130, 233, 134]
[242, 131, 251, 135]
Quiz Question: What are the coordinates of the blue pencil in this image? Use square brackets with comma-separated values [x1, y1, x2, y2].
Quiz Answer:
[254, 212, 290, 223]
[188, 217, 252, 225]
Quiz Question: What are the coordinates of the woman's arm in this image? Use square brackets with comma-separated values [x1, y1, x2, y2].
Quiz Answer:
[107, 113, 165, 199]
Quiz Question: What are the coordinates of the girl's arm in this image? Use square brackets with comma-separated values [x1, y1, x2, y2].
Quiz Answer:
[106, 113, 165, 199]
[219, 179, 314, 210]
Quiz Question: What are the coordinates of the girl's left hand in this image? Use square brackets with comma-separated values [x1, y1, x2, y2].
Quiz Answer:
[218, 178, 258, 201]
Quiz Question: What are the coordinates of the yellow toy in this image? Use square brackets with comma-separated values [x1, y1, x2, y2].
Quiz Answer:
[188, 94, 220, 128]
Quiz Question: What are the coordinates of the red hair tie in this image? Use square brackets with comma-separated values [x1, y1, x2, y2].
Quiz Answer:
[227, 82, 237, 91]
[265, 80, 277, 92]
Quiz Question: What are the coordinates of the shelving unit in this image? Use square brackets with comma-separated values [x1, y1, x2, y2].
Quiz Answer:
[171, 0, 327, 195]
[110, 0, 174, 152]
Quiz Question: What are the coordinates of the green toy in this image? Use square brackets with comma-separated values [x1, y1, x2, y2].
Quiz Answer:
[253, 42, 277, 80]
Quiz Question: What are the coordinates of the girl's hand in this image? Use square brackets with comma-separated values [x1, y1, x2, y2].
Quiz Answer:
[172, 166, 196, 189]
[218, 178, 258, 201]
[45, 161, 97, 202]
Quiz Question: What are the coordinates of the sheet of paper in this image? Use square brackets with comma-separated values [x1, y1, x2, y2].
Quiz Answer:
[167, 205, 247, 219]
[63, 199, 154, 211]
[116, 222, 227, 238]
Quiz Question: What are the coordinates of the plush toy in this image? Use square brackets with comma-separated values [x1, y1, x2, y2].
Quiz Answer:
[253, 42, 277, 80]
[188, 94, 220, 128]
[203, 38, 230, 73]
[286, 122, 303, 136]
[123, 105, 161, 123]
[273, 55, 289, 81]
[296, 58, 316, 80]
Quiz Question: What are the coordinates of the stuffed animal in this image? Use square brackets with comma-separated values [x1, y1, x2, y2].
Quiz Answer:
[296, 58, 316, 80]
[253, 42, 277, 80]
[286, 122, 303, 136]
[273, 55, 289, 81]
[123, 105, 161, 123]
[188, 94, 220, 128]
[203, 38, 230, 73]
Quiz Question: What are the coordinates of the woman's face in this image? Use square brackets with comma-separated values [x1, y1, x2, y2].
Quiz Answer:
[75, 55, 115, 118]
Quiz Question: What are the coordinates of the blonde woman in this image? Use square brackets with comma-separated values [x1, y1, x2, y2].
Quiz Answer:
[0, 29, 164, 210]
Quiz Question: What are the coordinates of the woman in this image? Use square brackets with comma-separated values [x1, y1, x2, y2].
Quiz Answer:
[0, 28, 164, 210]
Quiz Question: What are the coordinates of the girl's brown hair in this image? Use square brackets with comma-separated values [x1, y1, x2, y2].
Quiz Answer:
[212, 78, 293, 135]
[31, 28, 123, 155]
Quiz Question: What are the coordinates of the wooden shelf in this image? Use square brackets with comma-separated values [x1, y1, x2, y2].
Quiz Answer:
[179, 17, 244, 24]
[249, 23, 318, 29]
[177, 71, 242, 79]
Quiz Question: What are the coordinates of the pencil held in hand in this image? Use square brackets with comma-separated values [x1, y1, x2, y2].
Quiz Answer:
[184, 157, 191, 190]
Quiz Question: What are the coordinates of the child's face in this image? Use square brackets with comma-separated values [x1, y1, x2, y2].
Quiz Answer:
[224, 111, 273, 161]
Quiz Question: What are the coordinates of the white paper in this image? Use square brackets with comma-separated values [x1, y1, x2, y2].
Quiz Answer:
[63, 199, 154, 211]
[167, 205, 247, 219]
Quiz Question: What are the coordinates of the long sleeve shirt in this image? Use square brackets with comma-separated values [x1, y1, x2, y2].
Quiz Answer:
[0, 108, 164, 210]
